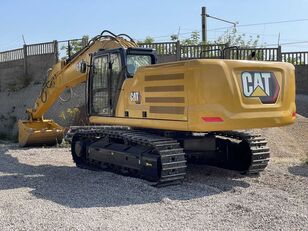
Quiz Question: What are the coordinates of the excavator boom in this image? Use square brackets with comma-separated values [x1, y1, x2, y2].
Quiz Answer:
[19, 31, 138, 146]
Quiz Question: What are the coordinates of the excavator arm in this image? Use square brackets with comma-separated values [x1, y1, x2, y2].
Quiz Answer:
[18, 31, 138, 146]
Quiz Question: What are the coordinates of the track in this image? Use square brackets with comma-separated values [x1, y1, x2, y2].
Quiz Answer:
[214, 131, 270, 174]
[71, 127, 187, 187]
[68, 127, 269, 186]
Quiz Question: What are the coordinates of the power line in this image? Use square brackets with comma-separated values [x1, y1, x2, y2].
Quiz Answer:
[135, 31, 195, 40]
[264, 40, 308, 46]
[208, 18, 308, 31]
[239, 18, 308, 27]
[138, 18, 308, 40]
[280, 41, 308, 45]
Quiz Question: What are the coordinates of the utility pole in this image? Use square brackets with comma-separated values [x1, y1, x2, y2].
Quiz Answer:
[22, 35, 26, 45]
[201, 6, 237, 44]
[177, 26, 181, 40]
[201, 7, 207, 44]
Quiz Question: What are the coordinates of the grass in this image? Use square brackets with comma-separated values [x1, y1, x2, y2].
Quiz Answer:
[58, 107, 80, 126]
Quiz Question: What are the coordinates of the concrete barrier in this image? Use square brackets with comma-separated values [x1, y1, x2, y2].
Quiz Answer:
[295, 65, 308, 95]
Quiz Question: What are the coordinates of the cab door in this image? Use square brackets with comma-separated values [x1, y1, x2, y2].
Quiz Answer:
[89, 54, 111, 116]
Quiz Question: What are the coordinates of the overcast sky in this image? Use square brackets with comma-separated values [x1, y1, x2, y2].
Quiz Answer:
[1, 0, 308, 52]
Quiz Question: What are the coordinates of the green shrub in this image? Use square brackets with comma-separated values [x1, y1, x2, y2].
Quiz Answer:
[59, 107, 80, 125]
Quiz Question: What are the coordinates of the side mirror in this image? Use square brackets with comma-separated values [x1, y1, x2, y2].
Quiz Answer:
[76, 60, 87, 73]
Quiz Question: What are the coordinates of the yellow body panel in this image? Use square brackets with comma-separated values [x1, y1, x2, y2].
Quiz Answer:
[90, 59, 296, 132]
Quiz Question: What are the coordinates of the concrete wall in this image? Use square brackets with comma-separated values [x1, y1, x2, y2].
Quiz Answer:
[0, 53, 56, 92]
[0, 83, 86, 139]
[295, 65, 308, 94]
[0, 52, 62, 139]
[0, 60, 25, 92]
[27, 54, 57, 83]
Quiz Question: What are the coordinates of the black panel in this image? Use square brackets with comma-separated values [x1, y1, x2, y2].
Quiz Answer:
[87, 137, 160, 181]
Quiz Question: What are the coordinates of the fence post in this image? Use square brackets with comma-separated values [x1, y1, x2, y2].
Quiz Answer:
[53, 40, 58, 62]
[176, 40, 181, 61]
[23, 44, 28, 76]
[224, 42, 230, 59]
[68, 40, 72, 59]
[277, 45, 282, 61]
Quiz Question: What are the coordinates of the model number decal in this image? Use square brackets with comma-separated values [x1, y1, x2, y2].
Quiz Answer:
[130, 91, 141, 103]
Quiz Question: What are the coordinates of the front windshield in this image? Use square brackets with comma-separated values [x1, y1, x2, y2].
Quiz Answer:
[126, 55, 152, 76]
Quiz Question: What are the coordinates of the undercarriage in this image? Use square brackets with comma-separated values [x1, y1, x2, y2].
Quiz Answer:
[67, 127, 270, 186]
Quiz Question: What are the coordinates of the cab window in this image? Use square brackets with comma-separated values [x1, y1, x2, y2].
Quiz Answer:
[126, 55, 151, 76]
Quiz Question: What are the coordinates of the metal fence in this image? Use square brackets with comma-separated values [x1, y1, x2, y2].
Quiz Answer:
[139, 42, 281, 62]
[139, 42, 228, 59]
[27, 42, 56, 56]
[58, 39, 85, 59]
[181, 44, 227, 59]
[1, 39, 308, 66]
[0, 41, 56, 63]
[225, 47, 280, 61]
[0, 48, 24, 62]
[139, 42, 178, 55]
[282, 51, 308, 65]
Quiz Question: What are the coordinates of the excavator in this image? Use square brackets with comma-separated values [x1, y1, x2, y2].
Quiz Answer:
[18, 30, 296, 186]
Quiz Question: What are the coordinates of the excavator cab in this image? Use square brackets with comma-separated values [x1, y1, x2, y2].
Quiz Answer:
[87, 47, 157, 117]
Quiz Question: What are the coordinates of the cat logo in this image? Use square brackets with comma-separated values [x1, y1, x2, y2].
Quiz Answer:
[241, 71, 280, 104]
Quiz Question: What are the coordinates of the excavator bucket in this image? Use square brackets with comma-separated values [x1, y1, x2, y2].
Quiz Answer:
[18, 120, 64, 147]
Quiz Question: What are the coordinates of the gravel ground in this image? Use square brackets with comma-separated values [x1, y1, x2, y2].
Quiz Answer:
[0, 97, 307, 231]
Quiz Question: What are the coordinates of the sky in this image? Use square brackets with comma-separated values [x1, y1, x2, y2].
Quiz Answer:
[0, 0, 308, 52]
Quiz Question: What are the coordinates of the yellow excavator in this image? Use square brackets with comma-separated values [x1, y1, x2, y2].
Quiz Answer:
[18, 30, 296, 186]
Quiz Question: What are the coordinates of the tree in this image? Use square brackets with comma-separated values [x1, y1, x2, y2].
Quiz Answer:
[61, 35, 89, 58]
[181, 31, 200, 45]
[170, 34, 178, 41]
[216, 27, 260, 47]
[70, 35, 89, 53]
[176, 28, 260, 47]
[143, 36, 155, 44]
